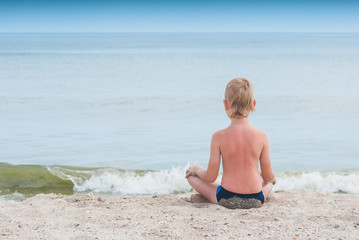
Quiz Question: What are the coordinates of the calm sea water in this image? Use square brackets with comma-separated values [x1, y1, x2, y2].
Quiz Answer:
[1, 33, 359, 199]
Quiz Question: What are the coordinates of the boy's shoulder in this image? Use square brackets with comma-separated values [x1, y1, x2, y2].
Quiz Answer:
[252, 126, 268, 137]
[212, 129, 226, 137]
[249, 126, 268, 140]
[213, 125, 268, 139]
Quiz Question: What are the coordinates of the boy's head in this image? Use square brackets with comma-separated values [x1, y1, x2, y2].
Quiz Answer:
[224, 78, 255, 118]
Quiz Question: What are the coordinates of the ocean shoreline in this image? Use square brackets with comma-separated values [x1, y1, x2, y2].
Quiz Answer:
[1, 190, 358, 239]
[1, 162, 359, 201]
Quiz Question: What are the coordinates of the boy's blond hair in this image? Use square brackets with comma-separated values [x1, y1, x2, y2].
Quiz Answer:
[225, 78, 255, 118]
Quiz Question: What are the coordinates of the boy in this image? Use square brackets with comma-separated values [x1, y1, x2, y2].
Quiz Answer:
[185, 78, 275, 207]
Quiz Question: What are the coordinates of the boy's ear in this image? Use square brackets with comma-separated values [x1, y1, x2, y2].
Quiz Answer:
[253, 99, 257, 107]
[223, 100, 230, 111]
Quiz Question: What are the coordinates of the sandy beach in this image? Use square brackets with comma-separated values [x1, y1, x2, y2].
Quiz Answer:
[0, 190, 358, 239]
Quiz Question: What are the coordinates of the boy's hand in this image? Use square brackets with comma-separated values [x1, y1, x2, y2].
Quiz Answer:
[185, 166, 200, 178]
[270, 177, 277, 185]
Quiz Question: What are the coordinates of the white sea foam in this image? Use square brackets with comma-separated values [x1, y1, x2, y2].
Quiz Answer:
[0, 191, 26, 201]
[48, 165, 359, 195]
[75, 168, 191, 195]
[49, 165, 192, 195]
[275, 171, 359, 194]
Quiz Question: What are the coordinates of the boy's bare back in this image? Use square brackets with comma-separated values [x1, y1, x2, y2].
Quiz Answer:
[214, 118, 273, 194]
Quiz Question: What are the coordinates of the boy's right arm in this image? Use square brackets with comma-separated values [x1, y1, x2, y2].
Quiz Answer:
[259, 133, 275, 184]
[185, 131, 221, 183]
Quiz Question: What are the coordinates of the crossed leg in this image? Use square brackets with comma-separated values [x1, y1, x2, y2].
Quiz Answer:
[187, 176, 273, 203]
[261, 177, 273, 201]
[186, 176, 219, 204]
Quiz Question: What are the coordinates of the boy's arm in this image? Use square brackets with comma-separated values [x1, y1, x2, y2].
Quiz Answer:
[185, 131, 221, 183]
[259, 133, 276, 184]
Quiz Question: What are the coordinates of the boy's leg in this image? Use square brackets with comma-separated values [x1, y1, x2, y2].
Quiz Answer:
[187, 176, 219, 204]
[190, 194, 210, 203]
[261, 176, 273, 200]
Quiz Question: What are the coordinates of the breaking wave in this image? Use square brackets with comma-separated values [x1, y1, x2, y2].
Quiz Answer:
[1, 162, 358, 200]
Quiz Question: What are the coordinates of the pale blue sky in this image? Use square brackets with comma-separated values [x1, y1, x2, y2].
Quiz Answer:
[0, 0, 358, 32]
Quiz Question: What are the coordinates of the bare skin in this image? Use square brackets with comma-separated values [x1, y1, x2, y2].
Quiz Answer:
[185, 100, 275, 204]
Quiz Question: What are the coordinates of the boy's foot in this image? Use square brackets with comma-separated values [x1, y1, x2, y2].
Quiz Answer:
[190, 194, 211, 203]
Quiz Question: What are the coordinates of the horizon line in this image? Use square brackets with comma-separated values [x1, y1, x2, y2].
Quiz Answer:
[1, 31, 358, 34]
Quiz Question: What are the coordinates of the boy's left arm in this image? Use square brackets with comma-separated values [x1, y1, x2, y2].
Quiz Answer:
[185, 131, 221, 182]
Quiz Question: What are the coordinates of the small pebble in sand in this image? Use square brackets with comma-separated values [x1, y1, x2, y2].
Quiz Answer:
[353, 222, 359, 226]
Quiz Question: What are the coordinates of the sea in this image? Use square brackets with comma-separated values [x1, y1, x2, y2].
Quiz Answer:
[1, 33, 359, 200]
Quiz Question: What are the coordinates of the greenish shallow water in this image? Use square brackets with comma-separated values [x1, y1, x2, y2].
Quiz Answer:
[0, 163, 74, 198]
